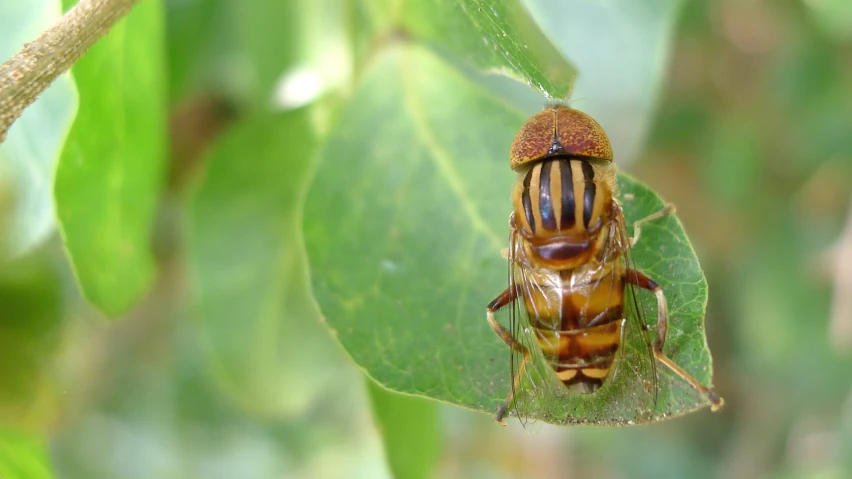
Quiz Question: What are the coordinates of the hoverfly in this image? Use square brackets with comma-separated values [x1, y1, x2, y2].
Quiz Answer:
[486, 105, 723, 425]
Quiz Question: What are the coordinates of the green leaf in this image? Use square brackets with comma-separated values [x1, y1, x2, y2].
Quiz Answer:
[230, 0, 302, 108]
[167, 0, 348, 110]
[0, 0, 77, 260]
[164, 0, 225, 101]
[399, 0, 576, 99]
[55, 0, 166, 316]
[367, 380, 441, 479]
[187, 109, 341, 415]
[524, 0, 685, 163]
[0, 426, 54, 479]
[0, 254, 63, 427]
[303, 44, 716, 425]
[803, 0, 852, 43]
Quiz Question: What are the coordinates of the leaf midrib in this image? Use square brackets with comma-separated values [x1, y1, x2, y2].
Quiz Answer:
[398, 54, 503, 252]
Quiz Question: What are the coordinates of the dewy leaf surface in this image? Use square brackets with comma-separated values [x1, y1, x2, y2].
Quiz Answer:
[0, 0, 77, 259]
[55, 0, 166, 316]
[401, 0, 575, 99]
[304, 45, 715, 425]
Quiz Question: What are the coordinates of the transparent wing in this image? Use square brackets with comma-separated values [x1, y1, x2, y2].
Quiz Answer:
[507, 227, 566, 427]
[504, 209, 662, 426]
[615, 209, 660, 420]
[617, 203, 713, 422]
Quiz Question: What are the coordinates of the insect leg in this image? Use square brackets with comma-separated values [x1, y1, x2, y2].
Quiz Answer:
[626, 269, 668, 349]
[486, 288, 529, 424]
[626, 269, 724, 411]
[496, 348, 529, 424]
[630, 203, 675, 247]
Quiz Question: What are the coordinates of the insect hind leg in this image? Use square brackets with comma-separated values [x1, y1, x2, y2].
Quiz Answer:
[487, 288, 529, 425]
[493, 337, 529, 424]
[653, 352, 724, 411]
[631, 203, 675, 247]
[626, 268, 724, 411]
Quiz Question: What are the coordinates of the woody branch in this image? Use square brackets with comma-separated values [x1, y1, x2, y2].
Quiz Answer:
[0, 0, 142, 143]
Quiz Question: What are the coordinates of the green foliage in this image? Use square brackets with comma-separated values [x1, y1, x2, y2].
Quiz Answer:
[187, 109, 339, 415]
[398, 0, 575, 99]
[0, 427, 53, 479]
[55, 0, 166, 316]
[7, 0, 850, 477]
[303, 44, 714, 424]
[368, 381, 441, 479]
[0, 0, 76, 259]
[525, 0, 685, 163]
[0, 254, 62, 427]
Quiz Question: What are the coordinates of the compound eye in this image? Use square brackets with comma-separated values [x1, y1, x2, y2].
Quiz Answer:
[509, 106, 613, 171]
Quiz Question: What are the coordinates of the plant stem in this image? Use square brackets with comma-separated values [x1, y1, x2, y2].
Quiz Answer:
[0, 0, 142, 144]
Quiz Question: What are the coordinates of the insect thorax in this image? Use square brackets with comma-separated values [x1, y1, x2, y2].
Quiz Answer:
[511, 157, 618, 270]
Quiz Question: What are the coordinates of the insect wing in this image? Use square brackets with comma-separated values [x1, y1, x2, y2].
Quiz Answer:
[505, 215, 662, 425]
[506, 230, 567, 426]
[617, 209, 718, 420]
[544, 217, 658, 425]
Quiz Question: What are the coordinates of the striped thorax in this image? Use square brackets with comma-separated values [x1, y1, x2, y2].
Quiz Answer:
[511, 157, 618, 270]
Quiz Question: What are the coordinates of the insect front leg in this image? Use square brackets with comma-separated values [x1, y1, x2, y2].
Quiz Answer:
[626, 269, 724, 411]
[630, 203, 676, 247]
[486, 287, 529, 425]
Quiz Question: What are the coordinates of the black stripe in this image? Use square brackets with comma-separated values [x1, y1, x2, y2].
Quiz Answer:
[581, 160, 596, 228]
[522, 168, 535, 235]
[539, 161, 556, 230]
[560, 159, 575, 229]
[562, 374, 604, 391]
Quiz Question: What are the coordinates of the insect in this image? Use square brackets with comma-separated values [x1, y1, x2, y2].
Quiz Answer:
[486, 105, 723, 424]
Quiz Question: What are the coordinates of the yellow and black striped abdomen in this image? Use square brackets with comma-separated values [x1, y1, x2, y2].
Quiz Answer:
[520, 257, 627, 393]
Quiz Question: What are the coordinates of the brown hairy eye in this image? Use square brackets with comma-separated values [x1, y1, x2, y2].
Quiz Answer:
[509, 106, 613, 171]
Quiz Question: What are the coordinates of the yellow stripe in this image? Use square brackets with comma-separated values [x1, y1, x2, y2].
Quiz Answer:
[581, 368, 610, 379]
[570, 160, 585, 233]
[529, 162, 543, 233]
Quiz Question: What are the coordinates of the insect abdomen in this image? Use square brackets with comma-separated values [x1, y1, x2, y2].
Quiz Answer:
[535, 322, 623, 392]
[522, 263, 626, 392]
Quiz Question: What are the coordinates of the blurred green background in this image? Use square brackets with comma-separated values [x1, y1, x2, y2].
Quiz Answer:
[1, 0, 851, 478]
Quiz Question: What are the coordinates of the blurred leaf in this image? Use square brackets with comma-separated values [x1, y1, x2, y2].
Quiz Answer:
[698, 114, 760, 206]
[165, 0, 226, 101]
[0, 0, 77, 260]
[230, 0, 301, 108]
[524, 0, 685, 164]
[187, 109, 342, 416]
[841, 394, 852, 475]
[166, 0, 348, 109]
[399, 0, 575, 99]
[0, 254, 62, 428]
[367, 380, 441, 479]
[230, 0, 348, 110]
[303, 45, 716, 425]
[55, 0, 166, 316]
[803, 0, 852, 43]
[0, 427, 53, 479]
[735, 215, 843, 403]
[770, 35, 852, 174]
